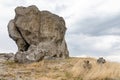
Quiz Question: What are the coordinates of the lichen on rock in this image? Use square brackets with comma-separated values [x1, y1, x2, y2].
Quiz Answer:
[8, 5, 69, 63]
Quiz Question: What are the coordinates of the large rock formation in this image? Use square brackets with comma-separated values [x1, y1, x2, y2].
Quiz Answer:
[8, 5, 69, 63]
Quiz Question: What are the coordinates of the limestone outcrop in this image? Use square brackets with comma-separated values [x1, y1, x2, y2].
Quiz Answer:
[8, 5, 69, 63]
[0, 53, 14, 61]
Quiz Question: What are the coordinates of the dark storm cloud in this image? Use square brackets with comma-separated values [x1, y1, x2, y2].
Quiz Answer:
[70, 14, 120, 36]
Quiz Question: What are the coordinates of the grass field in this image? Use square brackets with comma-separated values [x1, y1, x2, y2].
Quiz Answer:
[0, 57, 120, 80]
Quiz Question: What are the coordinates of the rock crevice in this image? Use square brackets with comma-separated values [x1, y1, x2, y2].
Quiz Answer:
[15, 26, 30, 51]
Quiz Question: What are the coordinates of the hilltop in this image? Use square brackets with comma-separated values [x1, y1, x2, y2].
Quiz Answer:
[0, 57, 120, 80]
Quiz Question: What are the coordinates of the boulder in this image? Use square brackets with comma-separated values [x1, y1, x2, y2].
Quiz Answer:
[97, 57, 106, 64]
[0, 53, 14, 61]
[8, 5, 69, 63]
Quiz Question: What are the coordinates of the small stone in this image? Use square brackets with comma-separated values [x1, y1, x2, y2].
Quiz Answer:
[97, 57, 106, 64]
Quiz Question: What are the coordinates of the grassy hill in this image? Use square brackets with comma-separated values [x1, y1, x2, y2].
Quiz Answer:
[0, 57, 120, 80]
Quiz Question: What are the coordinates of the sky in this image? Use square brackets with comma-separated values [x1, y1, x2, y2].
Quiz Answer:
[0, 0, 120, 62]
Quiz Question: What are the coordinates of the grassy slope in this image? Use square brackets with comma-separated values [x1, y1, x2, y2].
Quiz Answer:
[0, 57, 120, 80]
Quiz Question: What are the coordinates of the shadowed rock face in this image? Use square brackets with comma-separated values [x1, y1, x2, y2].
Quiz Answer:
[8, 5, 69, 63]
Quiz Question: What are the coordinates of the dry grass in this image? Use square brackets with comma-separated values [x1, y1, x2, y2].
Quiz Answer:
[71, 58, 120, 80]
[0, 57, 120, 80]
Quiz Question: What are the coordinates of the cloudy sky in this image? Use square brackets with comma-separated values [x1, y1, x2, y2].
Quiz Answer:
[0, 0, 120, 62]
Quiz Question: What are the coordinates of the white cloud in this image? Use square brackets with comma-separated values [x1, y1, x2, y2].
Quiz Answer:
[67, 34, 120, 57]
[96, 0, 120, 16]
[106, 55, 120, 62]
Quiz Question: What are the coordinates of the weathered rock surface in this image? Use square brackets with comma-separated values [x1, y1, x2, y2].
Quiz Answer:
[0, 53, 14, 61]
[97, 57, 106, 64]
[8, 5, 69, 63]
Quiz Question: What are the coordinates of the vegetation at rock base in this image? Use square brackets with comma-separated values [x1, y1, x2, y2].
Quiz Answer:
[0, 57, 120, 80]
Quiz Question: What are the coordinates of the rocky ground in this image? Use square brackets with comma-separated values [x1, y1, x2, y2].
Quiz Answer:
[0, 54, 120, 80]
